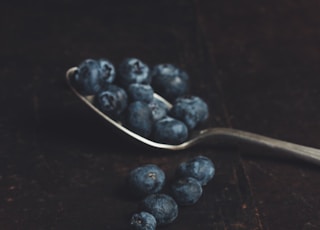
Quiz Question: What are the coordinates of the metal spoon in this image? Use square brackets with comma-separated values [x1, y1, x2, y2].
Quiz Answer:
[66, 67, 320, 166]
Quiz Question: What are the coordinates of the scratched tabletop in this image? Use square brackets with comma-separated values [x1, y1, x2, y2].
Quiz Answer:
[1, 1, 320, 229]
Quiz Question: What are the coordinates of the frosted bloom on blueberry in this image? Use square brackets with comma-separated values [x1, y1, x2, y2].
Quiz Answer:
[141, 194, 178, 226]
[171, 177, 203, 206]
[153, 116, 188, 145]
[126, 101, 153, 138]
[118, 58, 151, 87]
[150, 63, 189, 102]
[94, 84, 128, 119]
[73, 58, 116, 95]
[130, 211, 157, 230]
[170, 95, 209, 130]
[148, 98, 168, 122]
[128, 83, 154, 103]
[176, 155, 215, 186]
[128, 164, 165, 197]
[97, 58, 116, 84]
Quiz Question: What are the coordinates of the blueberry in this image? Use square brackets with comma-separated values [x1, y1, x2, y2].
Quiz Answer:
[176, 156, 215, 186]
[128, 164, 165, 198]
[141, 194, 178, 226]
[147, 98, 168, 121]
[169, 95, 209, 130]
[73, 58, 117, 95]
[130, 211, 157, 230]
[126, 101, 153, 138]
[153, 116, 188, 145]
[118, 58, 151, 87]
[150, 64, 189, 102]
[171, 177, 203, 206]
[97, 58, 116, 84]
[73, 59, 103, 95]
[128, 83, 154, 103]
[94, 84, 128, 119]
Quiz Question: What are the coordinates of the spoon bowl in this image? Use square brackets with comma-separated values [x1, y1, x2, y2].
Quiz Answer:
[66, 67, 320, 166]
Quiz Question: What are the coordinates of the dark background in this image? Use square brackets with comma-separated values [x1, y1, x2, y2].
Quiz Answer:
[1, 0, 320, 229]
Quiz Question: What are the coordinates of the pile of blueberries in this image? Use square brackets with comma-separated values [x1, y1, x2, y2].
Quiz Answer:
[128, 155, 215, 230]
[72, 57, 209, 144]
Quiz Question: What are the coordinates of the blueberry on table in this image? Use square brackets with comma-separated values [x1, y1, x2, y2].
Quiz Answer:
[169, 95, 209, 130]
[73, 58, 117, 95]
[176, 155, 215, 186]
[126, 101, 153, 138]
[150, 63, 189, 102]
[118, 58, 151, 87]
[130, 211, 157, 230]
[152, 116, 188, 145]
[128, 83, 154, 103]
[141, 194, 178, 226]
[128, 164, 165, 198]
[94, 84, 128, 119]
[171, 177, 203, 206]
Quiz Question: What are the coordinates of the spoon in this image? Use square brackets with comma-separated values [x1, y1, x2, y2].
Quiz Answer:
[66, 67, 320, 166]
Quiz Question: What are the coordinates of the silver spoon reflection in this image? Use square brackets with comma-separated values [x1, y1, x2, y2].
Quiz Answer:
[66, 67, 320, 166]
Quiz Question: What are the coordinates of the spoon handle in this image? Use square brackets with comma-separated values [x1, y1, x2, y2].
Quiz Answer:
[197, 128, 320, 166]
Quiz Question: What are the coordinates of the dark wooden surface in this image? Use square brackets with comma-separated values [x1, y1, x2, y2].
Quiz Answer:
[1, 1, 320, 229]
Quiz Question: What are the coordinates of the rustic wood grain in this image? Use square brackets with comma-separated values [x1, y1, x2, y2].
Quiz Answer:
[195, 0, 320, 229]
[0, 0, 319, 230]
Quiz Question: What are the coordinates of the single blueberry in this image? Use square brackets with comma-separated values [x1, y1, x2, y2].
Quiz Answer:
[128, 164, 165, 198]
[73, 58, 117, 95]
[153, 116, 188, 145]
[118, 58, 151, 87]
[126, 101, 153, 138]
[74, 59, 103, 95]
[97, 58, 116, 84]
[128, 83, 154, 103]
[169, 95, 209, 130]
[141, 194, 178, 226]
[171, 177, 203, 206]
[94, 84, 128, 119]
[176, 156, 215, 186]
[147, 98, 168, 122]
[150, 64, 189, 102]
[130, 211, 157, 230]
